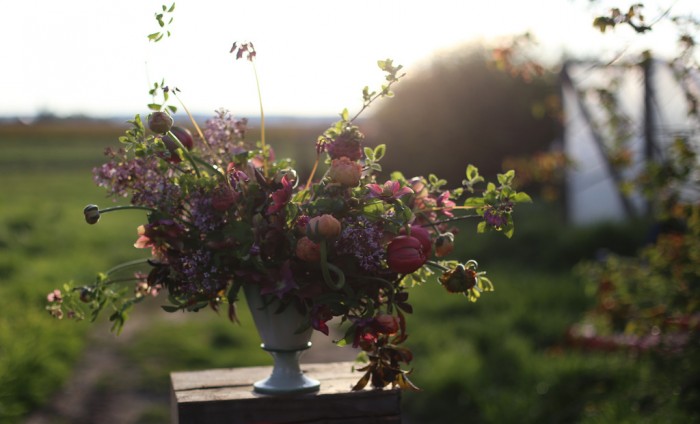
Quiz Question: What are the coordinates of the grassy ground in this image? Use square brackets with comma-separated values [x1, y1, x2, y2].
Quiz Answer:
[1, 121, 697, 423]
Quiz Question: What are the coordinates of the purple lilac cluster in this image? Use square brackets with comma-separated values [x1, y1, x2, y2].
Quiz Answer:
[186, 185, 224, 234]
[93, 148, 182, 216]
[201, 109, 249, 164]
[335, 216, 385, 272]
[168, 248, 227, 298]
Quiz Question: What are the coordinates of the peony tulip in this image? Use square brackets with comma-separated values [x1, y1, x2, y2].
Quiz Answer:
[401, 225, 432, 258]
[386, 235, 427, 274]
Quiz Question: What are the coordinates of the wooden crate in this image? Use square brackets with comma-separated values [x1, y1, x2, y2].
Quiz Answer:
[170, 361, 401, 423]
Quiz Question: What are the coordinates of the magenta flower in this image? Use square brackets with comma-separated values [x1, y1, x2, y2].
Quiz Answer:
[436, 191, 456, 217]
[366, 180, 413, 201]
[267, 174, 292, 214]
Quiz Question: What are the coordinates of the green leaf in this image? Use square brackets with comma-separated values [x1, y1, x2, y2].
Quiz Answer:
[364, 146, 375, 161]
[477, 221, 487, 233]
[513, 192, 532, 203]
[147, 103, 161, 111]
[463, 197, 485, 207]
[161, 305, 181, 313]
[168, 2, 176, 12]
[340, 108, 349, 122]
[373, 144, 386, 161]
[497, 170, 515, 186]
[466, 164, 480, 181]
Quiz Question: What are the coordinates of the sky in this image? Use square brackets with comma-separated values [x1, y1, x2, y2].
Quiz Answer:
[1, 0, 695, 119]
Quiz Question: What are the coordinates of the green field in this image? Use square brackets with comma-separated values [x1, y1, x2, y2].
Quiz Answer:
[1, 121, 697, 423]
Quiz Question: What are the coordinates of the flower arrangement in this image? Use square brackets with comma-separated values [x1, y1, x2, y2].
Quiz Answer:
[46, 40, 530, 390]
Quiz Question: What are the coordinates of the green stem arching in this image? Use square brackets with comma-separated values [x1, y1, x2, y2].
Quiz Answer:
[98, 205, 158, 214]
[320, 239, 345, 290]
[105, 258, 151, 276]
[167, 130, 201, 178]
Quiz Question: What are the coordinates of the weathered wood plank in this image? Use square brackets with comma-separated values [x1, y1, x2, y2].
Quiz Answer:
[171, 361, 401, 424]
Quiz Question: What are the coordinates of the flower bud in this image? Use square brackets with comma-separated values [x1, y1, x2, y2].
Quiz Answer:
[295, 236, 321, 262]
[80, 288, 94, 303]
[328, 157, 362, 187]
[162, 126, 194, 162]
[46, 289, 62, 303]
[148, 111, 174, 134]
[386, 235, 427, 274]
[435, 232, 455, 257]
[83, 204, 100, 224]
[306, 214, 341, 241]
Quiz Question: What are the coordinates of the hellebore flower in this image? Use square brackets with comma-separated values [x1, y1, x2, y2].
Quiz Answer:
[439, 264, 477, 294]
[366, 180, 413, 201]
[329, 157, 362, 187]
[386, 235, 427, 274]
[307, 214, 342, 241]
[311, 304, 334, 335]
[374, 313, 400, 335]
[295, 236, 321, 262]
[267, 174, 293, 214]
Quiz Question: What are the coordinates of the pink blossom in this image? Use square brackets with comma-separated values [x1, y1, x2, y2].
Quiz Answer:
[366, 180, 413, 201]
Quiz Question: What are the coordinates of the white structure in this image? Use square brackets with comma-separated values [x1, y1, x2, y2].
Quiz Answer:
[562, 58, 699, 225]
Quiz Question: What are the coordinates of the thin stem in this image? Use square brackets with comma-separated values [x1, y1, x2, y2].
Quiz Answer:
[425, 260, 450, 272]
[349, 77, 402, 123]
[192, 156, 225, 179]
[251, 61, 269, 177]
[304, 153, 321, 191]
[105, 258, 150, 276]
[418, 213, 482, 228]
[173, 91, 212, 150]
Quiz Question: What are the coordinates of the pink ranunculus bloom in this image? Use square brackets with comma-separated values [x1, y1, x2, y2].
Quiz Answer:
[328, 156, 362, 187]
[366, 180, 414, 201]
[295, 236, 321, 262]
[306, 214, 342, 241]
[386, 235, 427, 274]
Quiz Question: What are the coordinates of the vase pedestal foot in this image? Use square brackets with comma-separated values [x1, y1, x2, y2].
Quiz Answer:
[253, 343, 320, 395]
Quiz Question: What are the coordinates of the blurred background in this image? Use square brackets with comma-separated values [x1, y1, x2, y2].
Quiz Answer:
[2, 0, 699, 423]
